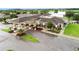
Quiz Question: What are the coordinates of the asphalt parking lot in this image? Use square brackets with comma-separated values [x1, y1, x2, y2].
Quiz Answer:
[0, 24, 79, 51]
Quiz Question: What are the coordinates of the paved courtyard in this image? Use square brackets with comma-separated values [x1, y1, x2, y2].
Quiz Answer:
[0, 23, 79, 51]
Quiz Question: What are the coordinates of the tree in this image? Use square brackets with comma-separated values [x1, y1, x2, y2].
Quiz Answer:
[10, 14, 18, 18]
[2, 17, 8, 23]
[4, 12, 10, 15]
[73, 14, 79, 21]
[40, 10, 49, 14]
[47, 21, 53, 30]
[16, 11, 21, 14]
[65, 11, 74, 20]
[54, 10, 58, 13]
[0, 18, 3, 22]
[22, 11, 27, 14]
[33, 10, 38, 14]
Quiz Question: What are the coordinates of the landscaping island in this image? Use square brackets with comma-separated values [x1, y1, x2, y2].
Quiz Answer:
[21, 34, 39, 43]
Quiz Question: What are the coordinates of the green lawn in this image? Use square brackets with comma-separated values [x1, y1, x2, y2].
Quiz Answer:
[64, 24, 79, 37]
[21, 34, 39, 43]
[2, 27, 10, 32]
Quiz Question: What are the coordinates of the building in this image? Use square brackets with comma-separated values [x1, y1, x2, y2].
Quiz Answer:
[10, 14, 65, 31]
[49, 11, 65, 17]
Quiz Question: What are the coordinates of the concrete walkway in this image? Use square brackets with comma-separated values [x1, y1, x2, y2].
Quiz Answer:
[41, 30, 79, 40]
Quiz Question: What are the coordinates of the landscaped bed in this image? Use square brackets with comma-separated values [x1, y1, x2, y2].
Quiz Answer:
[64, 24, 79, 37]
[21, 34, 39, 43]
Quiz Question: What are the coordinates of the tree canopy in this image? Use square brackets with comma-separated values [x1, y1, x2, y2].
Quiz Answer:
[73, 14, 79, 21]
[47, 21, 53, 29]
[54, 10, 58, 13]
[65, 11, 74, 19]
[10, 14, 18, 18]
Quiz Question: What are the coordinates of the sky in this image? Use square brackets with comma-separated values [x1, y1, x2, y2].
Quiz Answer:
[0, 0, 79, 8]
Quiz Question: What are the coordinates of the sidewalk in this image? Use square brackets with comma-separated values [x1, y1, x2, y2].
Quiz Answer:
[41, 30, 79, 40]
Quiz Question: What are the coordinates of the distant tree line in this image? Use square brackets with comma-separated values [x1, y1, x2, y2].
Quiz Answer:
[65, 11, 79, 21]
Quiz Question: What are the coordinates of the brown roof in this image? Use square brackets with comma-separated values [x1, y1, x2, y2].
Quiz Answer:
[12, 14, 41, 23]
[51, 17, 64, 25]
[39, 17, 64, 25]
[17, 14, 41, 18]
[11, 14, 64, 25]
